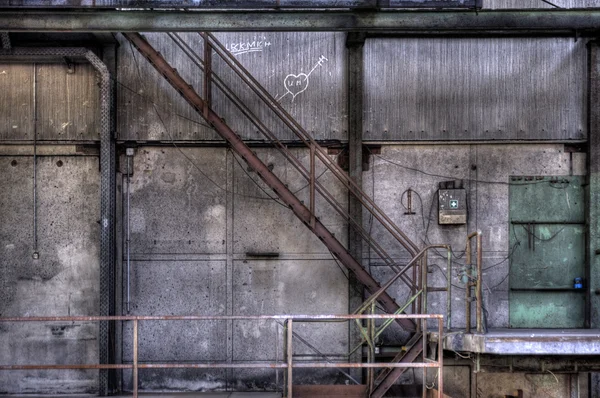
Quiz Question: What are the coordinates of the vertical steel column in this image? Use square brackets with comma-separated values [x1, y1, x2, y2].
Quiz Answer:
[346, 31, 366, 382]
[588, 40, 600, 329]
[587, 40, 600, 397]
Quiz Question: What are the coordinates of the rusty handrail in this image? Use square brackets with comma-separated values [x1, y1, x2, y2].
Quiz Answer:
[166, 32, 416, 292]
[203, 31, 419, 257]
[465, 231, 483, 334]
[0, 314, 444, 398]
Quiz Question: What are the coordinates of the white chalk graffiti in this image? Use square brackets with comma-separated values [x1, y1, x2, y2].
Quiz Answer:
[277, 55, 328, 102]
[225, 36, 272, 56]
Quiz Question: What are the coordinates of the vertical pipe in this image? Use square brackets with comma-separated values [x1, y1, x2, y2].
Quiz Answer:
[32, 62, 39, 259]
[446, 248, 451, 329]
[476, 232, 483, 333]
[437, 318, 443, 398]
[126, 155, 131, 313]
[465, 238, 472, 334]
[133, 319, 138, 398]
[287, 319, 293, 398]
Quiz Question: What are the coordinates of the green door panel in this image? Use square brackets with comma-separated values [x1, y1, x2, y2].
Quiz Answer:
[509, 176, 585, 329]
[510, 292, 585, 328]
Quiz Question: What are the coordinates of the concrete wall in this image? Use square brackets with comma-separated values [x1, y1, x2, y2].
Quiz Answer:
[365, 144, 586, 330]
[0, 30, 594, 395]
[119, 147, 348, 391]
[0, 153, 100, 393]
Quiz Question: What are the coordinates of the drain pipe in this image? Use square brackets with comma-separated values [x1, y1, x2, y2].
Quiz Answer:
[1, 47, 114, 395]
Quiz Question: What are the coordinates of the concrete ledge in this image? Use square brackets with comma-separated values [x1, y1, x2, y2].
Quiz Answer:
[439, 329, 600, 355]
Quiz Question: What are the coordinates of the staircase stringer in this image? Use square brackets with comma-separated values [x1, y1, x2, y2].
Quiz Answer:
[123, 32, 415, 331]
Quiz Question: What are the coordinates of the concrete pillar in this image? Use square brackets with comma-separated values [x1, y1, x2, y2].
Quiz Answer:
[347, 32, 366, 382]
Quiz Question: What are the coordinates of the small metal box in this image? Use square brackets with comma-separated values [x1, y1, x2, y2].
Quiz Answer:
[438, 181, 467, 225]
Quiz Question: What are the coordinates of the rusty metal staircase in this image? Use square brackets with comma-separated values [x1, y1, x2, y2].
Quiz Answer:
[123, 32, 440, 397]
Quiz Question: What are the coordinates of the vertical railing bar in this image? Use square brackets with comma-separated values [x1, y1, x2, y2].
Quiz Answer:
[476, 232, 483, 333]
[310, 143, 316, 228]
[422, 319, 427, 398]
[446, 248, 452, 330]
[438, 318, 444, 398]
[283, 320, 288, 396]
[202, 32, 211, 120]
[133, 319, 138, 398]
[287, 319, 293, 398]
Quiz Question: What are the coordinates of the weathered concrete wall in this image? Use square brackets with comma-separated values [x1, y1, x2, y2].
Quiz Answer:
[0, 154, 100, 393]
[119, 146, 348, 391]
[365, 144, 585, 330]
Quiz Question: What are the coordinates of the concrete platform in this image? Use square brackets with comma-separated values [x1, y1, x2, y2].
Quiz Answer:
[438, 329, 600, 355]
[0, 394, 281, 398]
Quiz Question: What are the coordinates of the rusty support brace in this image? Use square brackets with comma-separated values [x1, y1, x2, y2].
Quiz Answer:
[122, 32, 414, 331]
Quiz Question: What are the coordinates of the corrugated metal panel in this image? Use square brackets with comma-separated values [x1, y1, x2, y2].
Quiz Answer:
[117, 33, 217, 142]
[0, 64, 33, 140]
[117, 32, 346, 142]
[37, 63, 99, 141]
[364, 38, 587, 141]
[484, 0, 600, 9]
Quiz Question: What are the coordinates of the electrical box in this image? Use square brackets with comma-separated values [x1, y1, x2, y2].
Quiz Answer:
[438, 180, 467, 225]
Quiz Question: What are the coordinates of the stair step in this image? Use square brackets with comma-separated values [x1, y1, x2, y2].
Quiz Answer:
[292, 384, 368, 397]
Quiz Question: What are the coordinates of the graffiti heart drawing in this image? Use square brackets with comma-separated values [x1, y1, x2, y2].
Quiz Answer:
[283, 73, 309, 100]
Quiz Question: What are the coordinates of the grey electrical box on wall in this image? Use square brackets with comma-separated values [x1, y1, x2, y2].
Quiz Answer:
[438, 180, 467, 225]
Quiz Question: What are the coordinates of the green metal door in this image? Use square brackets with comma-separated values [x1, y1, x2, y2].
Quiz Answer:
[509, 176, 586, 328]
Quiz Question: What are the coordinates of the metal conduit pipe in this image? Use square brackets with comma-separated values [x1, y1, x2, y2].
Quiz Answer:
[0, 47, 115, 395]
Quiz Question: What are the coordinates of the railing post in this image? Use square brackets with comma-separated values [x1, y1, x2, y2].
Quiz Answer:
[287, 319, 293, 398]
[446, 248, 452, 330]
[133, 318, 138, 398]
[476, 232, 483, 333]
[438, 317, 444, 398]
[310, 143, 316, 228]
[421, 251, 428, 318]
[367, 303, 376, 393]
[202, 32, 211, 119]
[422, 318, 427, 398]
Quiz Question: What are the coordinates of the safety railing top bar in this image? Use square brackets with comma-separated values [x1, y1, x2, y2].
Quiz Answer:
[0, 314, 445, 398]
[201, 31, 420, 258]
[167, 32, 416, 292]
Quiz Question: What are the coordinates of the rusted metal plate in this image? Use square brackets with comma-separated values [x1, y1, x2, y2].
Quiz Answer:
[293, 384, 368, 397]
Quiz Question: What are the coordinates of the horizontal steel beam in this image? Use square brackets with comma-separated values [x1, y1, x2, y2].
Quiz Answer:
[0, 0, 479, 8]
[0, 10, 600, 32]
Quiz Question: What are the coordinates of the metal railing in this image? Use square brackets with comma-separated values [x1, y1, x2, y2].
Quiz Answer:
[0, 314, 444, 398]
